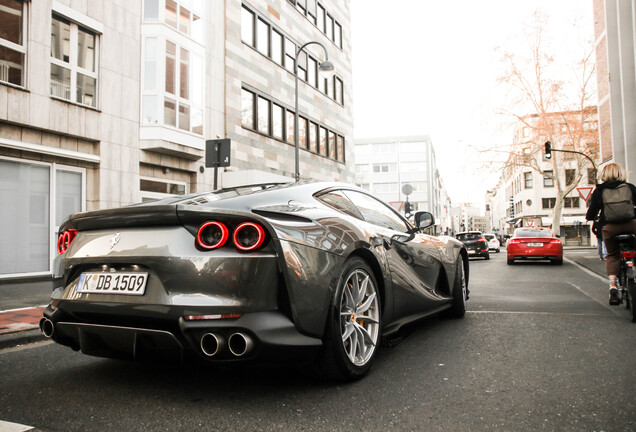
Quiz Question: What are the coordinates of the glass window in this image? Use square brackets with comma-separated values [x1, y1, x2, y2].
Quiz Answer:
[241, 88, 254, 129]
[335, 77, 343, 104]
[241, 6, 254, 46]
[317, 4, 325, 32]
[337, 135, 345, 161]
[256, 18, 269, 56]
[178, 102, 190, 131]
[565, 169, 576, 186]
[179, 47, 189, 99]
[319, 126, 327, 155]
[271, 30, 283, 65]
[543, 170, 554, 187]
[257, 96, 269, 134]
[298, 116, 308, 148]
[328, 131, 336, 159]
[284, 38, 295, 73]
[165, 41, 176, 95]
[335, 22, 342, 48]
[588, 168, 596, 185]
[286, 110, 295, 143]
[542, 198, 556, 209]
[55, 170, 82, 225]
[50, 15, 99, 107]
[317, 190, 363, 220]
[178, 4, 191, 34]
[343, 190, 409, 233]
[272, 103, 283, 140]
[309, 122, 318, 152]
[164, 98, 176, 126]
[143, 0, 159, 20]
[307, 56, 317, 87]
[326, 14, 334, 41]
[0, 0, 25, 71]
[524, 172, 533, 189]
[297, 51, 307, 81]
[165, 0, 178, 28]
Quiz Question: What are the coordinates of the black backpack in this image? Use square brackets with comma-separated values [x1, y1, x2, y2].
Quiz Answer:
[602, 183, 635, 223]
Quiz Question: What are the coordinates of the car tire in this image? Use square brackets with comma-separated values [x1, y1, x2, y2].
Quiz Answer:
[507, 258, 514, 265]
[551, 259, 563, 266]
[443, 257, 467, 319]
[496, 248, 500, 253]
[484, 253, 490, 260]
[313, 257, 381, 381]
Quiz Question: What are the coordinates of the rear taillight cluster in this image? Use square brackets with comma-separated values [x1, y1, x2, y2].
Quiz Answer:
[550, 239, 562, 244]
[477, 238, 487, 243]
[57, 229, 78, 254]
[196, 221, 266, 252]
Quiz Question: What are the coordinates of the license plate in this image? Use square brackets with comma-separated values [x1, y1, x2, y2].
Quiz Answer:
[77, 272, 148, 295]
[468, 250, 475, 254]
[527, 243, 543, 247]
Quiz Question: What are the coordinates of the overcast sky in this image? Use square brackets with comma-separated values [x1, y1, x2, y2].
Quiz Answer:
[350, 0, 595, 207]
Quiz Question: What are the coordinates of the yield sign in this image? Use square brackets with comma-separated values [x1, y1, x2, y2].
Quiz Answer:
[577, 187, 594, 201]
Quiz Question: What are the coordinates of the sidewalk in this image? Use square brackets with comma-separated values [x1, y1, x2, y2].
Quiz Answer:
[0, 247, 608, 350]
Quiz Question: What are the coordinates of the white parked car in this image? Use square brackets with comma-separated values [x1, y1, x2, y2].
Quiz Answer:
[484, 233, 500, 253]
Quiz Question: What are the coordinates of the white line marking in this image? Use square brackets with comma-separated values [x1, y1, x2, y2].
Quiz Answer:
[0, 305, 47, 314]
[564, 257, 607, 282]
[467, 310, 610, 317]
[567, 282, 624, 317]
[0, 419, 35, 431]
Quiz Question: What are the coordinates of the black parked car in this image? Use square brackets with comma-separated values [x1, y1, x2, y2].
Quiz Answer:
[43, 182, 469, 381]
[455, 231, 490, 260]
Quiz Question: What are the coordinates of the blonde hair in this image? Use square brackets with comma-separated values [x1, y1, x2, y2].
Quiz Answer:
[600, 163, 627, 182]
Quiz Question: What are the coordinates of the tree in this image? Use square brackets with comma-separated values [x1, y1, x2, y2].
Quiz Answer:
[488, 10, 598, 233]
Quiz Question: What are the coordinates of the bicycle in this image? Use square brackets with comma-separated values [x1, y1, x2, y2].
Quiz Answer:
[614, 233, 636, 322]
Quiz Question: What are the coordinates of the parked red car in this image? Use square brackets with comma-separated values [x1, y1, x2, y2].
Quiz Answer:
[506, 227, 563, 265]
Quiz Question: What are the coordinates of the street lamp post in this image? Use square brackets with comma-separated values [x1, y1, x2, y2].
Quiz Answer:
[294, 41, 335, 182]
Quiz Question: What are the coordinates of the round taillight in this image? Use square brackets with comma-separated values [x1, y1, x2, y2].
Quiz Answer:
[233, 222, 265, 251]
[196, 222, 229, 250]
[57, 229, 77, 254]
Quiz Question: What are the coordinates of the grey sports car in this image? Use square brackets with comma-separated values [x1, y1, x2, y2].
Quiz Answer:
[42, 182, 469, 380]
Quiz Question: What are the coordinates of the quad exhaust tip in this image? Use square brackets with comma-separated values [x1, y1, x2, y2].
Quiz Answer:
[39, 318, 54, 338]
[228, 332, 253, 357]
[200, 333, 226, 357]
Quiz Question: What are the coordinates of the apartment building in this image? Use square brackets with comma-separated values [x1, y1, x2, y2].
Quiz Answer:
[0, 0, 352, 280]
[353, 135, 445, 231]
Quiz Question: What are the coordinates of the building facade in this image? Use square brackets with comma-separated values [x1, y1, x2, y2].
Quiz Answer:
[593, 0, 636, 172]
[488, 109, 600, 245]
[353, 135, 444, 231]
[0, 0, 353, 280]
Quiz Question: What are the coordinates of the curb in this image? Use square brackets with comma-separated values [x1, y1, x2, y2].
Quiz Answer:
[0, 328, 46, 350]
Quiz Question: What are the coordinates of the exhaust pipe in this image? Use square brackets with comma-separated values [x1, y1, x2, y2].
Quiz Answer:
[40, 318, 55, 338]
[200, 333, 226, 357]
[228, 332, 254, 357]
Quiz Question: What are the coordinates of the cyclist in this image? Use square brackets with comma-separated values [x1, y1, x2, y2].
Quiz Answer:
[585, 163, 636, 305]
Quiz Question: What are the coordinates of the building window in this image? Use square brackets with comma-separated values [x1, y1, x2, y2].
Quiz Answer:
[50, 15, 99, 107]
[565, 169, 576, 186]
[140, 177, 187, 202]
[564, 197, 580, 208]
[524, 172, 533, 189]
[240, 86, 344, 163]
[542, 198, 556, 209]
[588, 168, 596, 185]
[241, 3, 345, 105]
[0, 158, 84, 276]
[163, 0, 203, 41]
[373, 163, 395, 173]
[372, 182, 398, 194]
[142, 37, 203, 135]
[543, 170, 554, 187]
[0, 0, 27, 87]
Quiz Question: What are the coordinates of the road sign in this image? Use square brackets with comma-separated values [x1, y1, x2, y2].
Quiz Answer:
[401, 184, 413, 196]
[576, 187, 594, 202]
[389, 201, 404, 211]
[525, 219, 534, 227]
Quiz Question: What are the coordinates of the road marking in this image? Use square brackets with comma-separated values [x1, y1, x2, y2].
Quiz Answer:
[467, 310, 611, 317]
[564, 257, 606, 282]
[566, 282, 624, 317]
[0, 306, 47, 314]
[0, 420, 35, 431]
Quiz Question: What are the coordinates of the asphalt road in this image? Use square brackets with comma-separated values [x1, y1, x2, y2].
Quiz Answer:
[1, 252, 634, 432]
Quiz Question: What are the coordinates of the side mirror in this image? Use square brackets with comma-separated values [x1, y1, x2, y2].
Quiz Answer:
[414, 211, 434, 230]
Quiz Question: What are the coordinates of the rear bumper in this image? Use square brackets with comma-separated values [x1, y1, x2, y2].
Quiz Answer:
[42, 307, 322, 363]
[507, 246, 562, 260]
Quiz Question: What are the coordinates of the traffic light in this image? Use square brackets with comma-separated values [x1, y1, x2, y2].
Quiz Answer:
[404, 201, 413, 215]
[544, 141, 552, 159]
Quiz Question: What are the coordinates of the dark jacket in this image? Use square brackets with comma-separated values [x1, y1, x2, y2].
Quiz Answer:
[585, 180, 636, 227]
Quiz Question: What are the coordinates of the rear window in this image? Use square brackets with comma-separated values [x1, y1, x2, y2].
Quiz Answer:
[515, 229, 552, 238]
[484, 235, 494, 240]
[457, 233, 481, 241]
